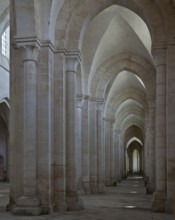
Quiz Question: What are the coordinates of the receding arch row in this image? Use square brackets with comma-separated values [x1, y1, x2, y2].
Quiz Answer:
[88, 53, 156, 100]
[104, 89, 147, 120]
[127, 137, 143, 149]
[115, 102, 144, 129]
[120, 115, 145, 136]
[81, 4, 152, 83]
[115, 99, 144, 119]
[124, 125, 144, 148]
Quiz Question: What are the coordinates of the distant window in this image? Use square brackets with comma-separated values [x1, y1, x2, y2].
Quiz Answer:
[1, 26, 9, 59]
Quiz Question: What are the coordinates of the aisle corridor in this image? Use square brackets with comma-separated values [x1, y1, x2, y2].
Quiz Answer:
[0, 176, 174, 219]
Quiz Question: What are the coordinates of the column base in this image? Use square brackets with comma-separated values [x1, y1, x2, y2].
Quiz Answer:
[117, 176, 122, 182]
[53, 198, 67, 212]
[111, 178, 118, 186]
[144, 176, 149, 186]
[98, 183, 105, 193]
[53, 192, 67, 212]
[82, 182, 90, 194]
[152, 191, 166, 212]
[13, 196, 42, 216]
[90, 182, 98, 194]
[105, 179, 112, 186]
[165, 198, 174, 214]
[41, 206, 50, 214]
[146, 183, 155, 194]
[66, 194, 83, 211]
[77, 179, 84, 195]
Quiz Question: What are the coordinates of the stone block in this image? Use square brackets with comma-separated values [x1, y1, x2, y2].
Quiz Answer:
[13, 196, 42, 216]
[13, 206, 42, 216]
[165, 198, 174, 214]
[66, 195, 83, 211]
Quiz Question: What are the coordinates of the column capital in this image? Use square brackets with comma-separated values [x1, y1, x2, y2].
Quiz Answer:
[88, 97, 104, 105]
[14, 38, 41, 62]
[96, 100, 104, 112]
[88, 97, 97, 102]
[82, 95, 89, 100]
[96, 98, 104, 104]
[65, 51, 81, 72]
[22, 45, 40, 62]
[166, 37, 175, 46]
[151, 43, 166, 67]
[82, 95, 89, 108]
[76, 96, 82, 108]
[152, 41, 166, 51]
[103, 117, 112, 122]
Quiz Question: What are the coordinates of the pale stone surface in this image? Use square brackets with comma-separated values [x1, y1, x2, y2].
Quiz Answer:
[1, 0, 175, 217]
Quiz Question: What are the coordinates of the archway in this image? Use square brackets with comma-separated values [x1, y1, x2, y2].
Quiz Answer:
[127, 140, 143, 175]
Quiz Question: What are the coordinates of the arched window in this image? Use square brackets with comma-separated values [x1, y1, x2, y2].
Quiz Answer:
[132, 149, 140, 172]
[1, 26, 9, 59]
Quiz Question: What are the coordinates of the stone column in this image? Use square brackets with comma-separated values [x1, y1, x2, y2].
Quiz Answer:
[117, 132, 125, 179]
[110, 123, 115, 185]
[76, 97, 83, 194]
[96, 101, 105, 193]
[165, 42, 175, 213]
[152, 47, 166, 212]
[53, 53, 66, 211]
[144, 112, 149, 183]
[13, 45, 41, 215]
[81, 95, 90, 194]
[118, 132, 125, 180]
[146, 98, 155, 194]
[65, 55, 83, 210]
[116, 131, 122, 182]
[89, 98, 98, 193]
[104, 118, 111, 186]
[113, 128, 118, 185]
[121, 136, 126, 179]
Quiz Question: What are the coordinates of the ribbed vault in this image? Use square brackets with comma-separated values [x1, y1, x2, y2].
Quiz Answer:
[76, 2, 155, 174]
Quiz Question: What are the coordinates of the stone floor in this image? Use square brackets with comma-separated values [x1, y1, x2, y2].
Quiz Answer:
[0, 177, 174, 220]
